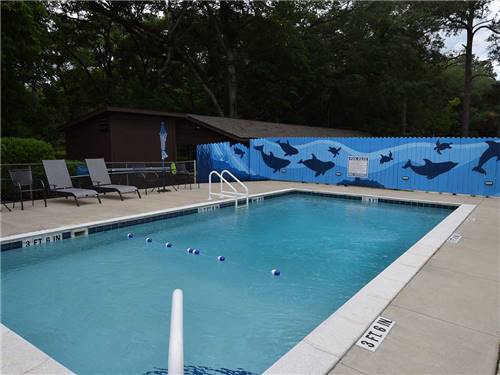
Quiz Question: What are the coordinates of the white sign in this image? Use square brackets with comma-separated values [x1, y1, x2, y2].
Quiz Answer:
[356, 316, 395, 352]
[448, 233, 462, 243]
[348, 156, 369, 178]
[22, 233, 63, 248]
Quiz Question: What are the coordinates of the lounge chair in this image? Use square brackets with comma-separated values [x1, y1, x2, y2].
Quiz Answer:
[85, 158, 141, 200]
[42, 160, 102, 206]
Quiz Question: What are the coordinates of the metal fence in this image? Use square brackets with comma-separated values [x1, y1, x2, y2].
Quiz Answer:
[1, 160, 197, 204]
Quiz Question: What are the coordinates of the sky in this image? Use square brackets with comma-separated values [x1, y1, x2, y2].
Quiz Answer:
[443, 0, 500, 78]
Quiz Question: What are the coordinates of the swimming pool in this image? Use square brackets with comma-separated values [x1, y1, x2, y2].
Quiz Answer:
[1, 193, 453, 374]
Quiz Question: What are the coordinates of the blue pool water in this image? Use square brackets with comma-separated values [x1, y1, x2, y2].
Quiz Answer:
[1, 194, 451, 374]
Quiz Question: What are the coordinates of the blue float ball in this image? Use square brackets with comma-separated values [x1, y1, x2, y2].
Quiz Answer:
[186, 248, 193, 253]
[146, 237, 152, 243]
[127, 233, 134, 239]
[165, 242, 173, 248]
[193, 249, 200, 255]
[217, 256, 225, 262]
[271, 269, 281, 276]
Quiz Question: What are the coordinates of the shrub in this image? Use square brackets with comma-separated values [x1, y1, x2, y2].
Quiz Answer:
[1, 137, 55, 164]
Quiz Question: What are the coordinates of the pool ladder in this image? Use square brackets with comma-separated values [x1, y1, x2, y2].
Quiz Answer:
[208, 170, 249, 208]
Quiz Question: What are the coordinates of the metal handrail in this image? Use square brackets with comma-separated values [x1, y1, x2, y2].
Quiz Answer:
[168, 289, 184, 375]
[208, 169, 249, 208]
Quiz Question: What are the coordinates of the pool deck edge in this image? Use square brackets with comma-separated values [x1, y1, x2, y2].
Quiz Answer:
[1, 325, 74, 375]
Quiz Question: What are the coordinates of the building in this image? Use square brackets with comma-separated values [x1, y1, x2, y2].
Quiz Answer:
[63, 107, 368, 162]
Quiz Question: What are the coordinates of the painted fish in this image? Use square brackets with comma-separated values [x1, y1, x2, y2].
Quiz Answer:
[328, 147, 341, 157]
[254, 145, 291, 173]
[380, 151, 394, 164]
[403, 159, 458, 180]
[298, 154, 335, 177]
[234, 147, 245, 159]
[472, 141, 500, 175]
[276, 140, 299, 156]
[434, 140, 453, 155]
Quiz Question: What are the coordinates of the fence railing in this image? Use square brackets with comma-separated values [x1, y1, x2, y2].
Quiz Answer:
[1, 160, 198, 203]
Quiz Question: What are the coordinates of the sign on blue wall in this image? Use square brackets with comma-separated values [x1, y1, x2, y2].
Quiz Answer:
[197, 137, 500, 196]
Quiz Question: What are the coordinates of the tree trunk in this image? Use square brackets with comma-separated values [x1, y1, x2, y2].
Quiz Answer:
[226, 49, 237, 118]
[462, 3, 475, 137]
[219, 1, 237, 118]
[401, 98, 407, 135]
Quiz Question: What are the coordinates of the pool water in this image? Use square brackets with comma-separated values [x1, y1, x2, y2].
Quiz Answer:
[1, 194, 451, 374]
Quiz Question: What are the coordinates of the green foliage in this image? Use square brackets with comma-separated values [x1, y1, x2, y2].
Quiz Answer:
[1, 1, 498, 140]
[1, 137, 55, 164]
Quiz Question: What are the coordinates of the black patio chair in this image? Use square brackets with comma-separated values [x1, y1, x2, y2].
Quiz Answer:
[9, 169, 47, 210]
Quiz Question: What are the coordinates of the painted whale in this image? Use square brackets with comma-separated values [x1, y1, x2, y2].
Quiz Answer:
[254, 145, 290, 173]
[434, 140, 453, 155]
[234, 147, 245, 159]
[472, 141, 500, 175]
[328, 146, 341, 157]
[380, 151, 393, 164]
[276, 140, 299, 156]
[403, 159, 458, 180]
[299, 154, 335, 177]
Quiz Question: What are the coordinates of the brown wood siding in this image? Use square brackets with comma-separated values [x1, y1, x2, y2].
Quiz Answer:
[65, 113, 111, 160]
[175, 118, 231, 145]
[108, 113, 178, 162]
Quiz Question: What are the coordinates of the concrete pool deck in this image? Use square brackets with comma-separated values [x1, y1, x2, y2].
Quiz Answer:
[1, 181, 499, 374]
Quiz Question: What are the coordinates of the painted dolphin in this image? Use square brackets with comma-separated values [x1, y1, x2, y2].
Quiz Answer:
[234, 147, 245, 159]
[328, 147, 341, 157]
[472, 141, 500, 175]
[434, 140, 453, 155]
[380, 151, 394, 164]
[254, 145, 291, 173]
[403, 159, 458, 180]
[276, 140, 298, 156]
[298, 154, 335, 177]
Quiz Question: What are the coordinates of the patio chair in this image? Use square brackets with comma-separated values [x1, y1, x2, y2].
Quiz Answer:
[9, 168, 47, 210]
[85, 158, 141, 200]
[42, 160, 102, 207]
[135, 163, 160, 195]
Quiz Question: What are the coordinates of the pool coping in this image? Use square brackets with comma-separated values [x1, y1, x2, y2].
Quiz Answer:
[0, 188, 474, 375]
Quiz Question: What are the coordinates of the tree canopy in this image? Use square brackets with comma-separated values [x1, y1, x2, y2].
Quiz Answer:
[1, 0, 499, 146]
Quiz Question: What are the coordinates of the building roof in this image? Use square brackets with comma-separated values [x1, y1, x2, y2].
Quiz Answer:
[186, 114, 367, 140]
[63, 107, 368, 139]
[63, 107, 186, 129]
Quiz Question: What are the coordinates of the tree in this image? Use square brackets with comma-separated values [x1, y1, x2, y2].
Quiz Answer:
[432, 0, 499, 136]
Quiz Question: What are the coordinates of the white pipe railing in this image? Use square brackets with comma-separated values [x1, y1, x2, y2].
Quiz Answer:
[208, 170, 249, 208]
[168, 289, 184, 375]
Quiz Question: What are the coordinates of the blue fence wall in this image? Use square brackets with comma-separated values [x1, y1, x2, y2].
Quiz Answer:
[197, 137, 500, 196]
[197, 142, 250, 182]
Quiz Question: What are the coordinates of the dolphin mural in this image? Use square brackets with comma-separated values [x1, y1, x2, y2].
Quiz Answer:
[276, 140, 299, 156]
[434, 140, 453, 155]
[403, 159, 458, 180]
[472, 141, 500, 175]
[233, 147, 245, 159]
[298, 154, 335, 177]
[380, 151, 394, 164]
[254, 145, 291, 173]
[328, 147, 341, 157]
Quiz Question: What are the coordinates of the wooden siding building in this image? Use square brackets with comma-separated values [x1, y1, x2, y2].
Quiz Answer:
[63, 107, 367, 162]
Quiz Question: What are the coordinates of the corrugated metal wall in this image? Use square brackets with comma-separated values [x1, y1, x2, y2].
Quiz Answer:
[198, 137, 500, 196]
